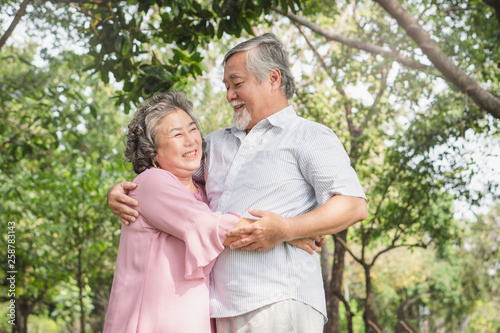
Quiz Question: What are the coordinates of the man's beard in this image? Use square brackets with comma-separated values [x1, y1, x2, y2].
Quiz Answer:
[233, 106, 252, 131]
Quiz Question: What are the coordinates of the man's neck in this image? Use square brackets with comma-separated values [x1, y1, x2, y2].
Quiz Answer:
[245, 103, 291, 135]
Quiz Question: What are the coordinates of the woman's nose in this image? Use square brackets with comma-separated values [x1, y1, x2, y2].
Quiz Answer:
[185, 133, 196, 145]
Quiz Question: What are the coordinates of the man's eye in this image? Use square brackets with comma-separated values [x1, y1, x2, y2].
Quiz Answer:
[235, 82, 242, 87]
[190, 127, 198, 132]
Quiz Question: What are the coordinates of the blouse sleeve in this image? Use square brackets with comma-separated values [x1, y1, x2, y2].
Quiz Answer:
[131, 168, 240, 279]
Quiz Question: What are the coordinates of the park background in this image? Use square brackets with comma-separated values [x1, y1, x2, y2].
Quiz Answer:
[1, 0, 499, 332]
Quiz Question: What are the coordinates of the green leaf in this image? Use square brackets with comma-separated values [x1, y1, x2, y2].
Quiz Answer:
[114, 35, 124, 53]
[122, 35, 131, 56]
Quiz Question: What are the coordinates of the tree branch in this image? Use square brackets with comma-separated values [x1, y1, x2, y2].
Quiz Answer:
[362, 68, 388, 127]
[372, 0, 500, 118]
[274, 7, 431, 71]
[368, 319, 383, 333]
[371, 241, 428, 266]
[0, 0, 31, 50]
[333, 233, 363, 265]
[49, 0, 113, 4]
[295, 24, 365, 139]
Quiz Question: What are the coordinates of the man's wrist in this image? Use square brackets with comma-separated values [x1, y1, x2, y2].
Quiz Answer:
[283, 217, 297, 242]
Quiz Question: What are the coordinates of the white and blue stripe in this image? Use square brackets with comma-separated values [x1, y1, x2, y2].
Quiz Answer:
[195, 105, 366, 321]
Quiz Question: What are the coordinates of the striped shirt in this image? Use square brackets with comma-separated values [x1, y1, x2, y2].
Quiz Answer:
[196, 105, 366, 320]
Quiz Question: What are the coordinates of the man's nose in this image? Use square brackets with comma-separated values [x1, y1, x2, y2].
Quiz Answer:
[226, 87, 237, 101]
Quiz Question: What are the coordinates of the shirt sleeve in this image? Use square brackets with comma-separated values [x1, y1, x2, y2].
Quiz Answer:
[132, 168, 240, 279]
[298, 125, 366, 206]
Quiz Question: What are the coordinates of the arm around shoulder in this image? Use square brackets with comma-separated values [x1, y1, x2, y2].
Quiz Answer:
[107, 181, 139, 225]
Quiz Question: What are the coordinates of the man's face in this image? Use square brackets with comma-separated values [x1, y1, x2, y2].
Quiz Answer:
[223, 52, 271, 131]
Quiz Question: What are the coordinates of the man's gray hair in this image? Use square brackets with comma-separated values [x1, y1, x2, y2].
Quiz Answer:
[222, 33, 295, 100]
[125, 91, 198, 174]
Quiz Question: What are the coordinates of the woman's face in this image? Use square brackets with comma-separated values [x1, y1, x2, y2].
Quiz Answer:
[155, 109, 202, 179]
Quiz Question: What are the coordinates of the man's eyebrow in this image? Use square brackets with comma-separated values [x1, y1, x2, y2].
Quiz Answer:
[222, 74, 243, 83]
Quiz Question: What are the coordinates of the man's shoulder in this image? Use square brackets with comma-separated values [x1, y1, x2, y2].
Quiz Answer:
[287, 116, 336, 140]
[294, 115, 331, 130]
[205, 127, 233, 143]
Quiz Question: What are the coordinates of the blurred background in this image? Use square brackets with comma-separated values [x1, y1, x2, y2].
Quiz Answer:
[1, 0, 499, 332]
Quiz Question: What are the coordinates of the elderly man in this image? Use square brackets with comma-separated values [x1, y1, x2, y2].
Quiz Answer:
[108, 33, 367, 332]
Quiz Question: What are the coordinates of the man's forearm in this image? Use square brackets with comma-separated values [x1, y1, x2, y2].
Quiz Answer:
[226, 195, 367, 251]
[287, 195, 367, 240]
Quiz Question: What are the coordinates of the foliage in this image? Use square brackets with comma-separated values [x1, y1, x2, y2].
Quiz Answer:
[0, 0, 308, 112]
[370, 210, 500, 333]
[0, 45, 130, 332]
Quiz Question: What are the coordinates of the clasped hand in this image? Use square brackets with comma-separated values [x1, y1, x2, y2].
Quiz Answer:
[226, 209, 325, 254]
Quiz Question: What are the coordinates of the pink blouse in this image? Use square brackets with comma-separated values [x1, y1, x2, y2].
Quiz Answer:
[103, 168, 240, 333]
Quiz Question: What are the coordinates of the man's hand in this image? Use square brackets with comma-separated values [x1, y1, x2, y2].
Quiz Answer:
[226, 209, 292, 251]
[107, 181, 139, 225]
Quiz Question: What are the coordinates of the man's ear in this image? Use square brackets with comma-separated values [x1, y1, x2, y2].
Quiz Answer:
[268, 68, 282, 90]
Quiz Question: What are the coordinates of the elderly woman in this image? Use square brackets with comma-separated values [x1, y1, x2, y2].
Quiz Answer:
[103, 91, 250, 333]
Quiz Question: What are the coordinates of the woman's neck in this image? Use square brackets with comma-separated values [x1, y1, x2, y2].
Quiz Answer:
[178, 176, 199, 194]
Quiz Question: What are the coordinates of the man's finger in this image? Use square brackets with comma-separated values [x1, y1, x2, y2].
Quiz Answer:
[247, 209, 266, 218]
[304, 240, 316, 254]
[118, 217, 130, 226]
[121, 212, 137, 223]
[316, 236, 327, 248]
[122, 182, 138, 191]
[121, 205, 139, 218]
[117, 194, 139, 208]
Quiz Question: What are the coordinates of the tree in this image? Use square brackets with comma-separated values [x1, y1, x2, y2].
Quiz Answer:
[1, 0, 499, 117]
[0, 46, 129, 332]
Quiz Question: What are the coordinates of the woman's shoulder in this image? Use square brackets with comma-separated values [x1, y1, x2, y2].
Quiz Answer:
[133, 168, 180, 188]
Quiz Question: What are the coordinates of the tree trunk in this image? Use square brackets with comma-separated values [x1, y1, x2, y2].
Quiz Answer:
[15, 300, 29, 333]
[78, 248, 86, 333]
[364, 265, 382, 333]
[324, 229, 349, 333]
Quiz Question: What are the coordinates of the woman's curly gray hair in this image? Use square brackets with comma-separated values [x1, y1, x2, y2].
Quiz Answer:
[125, 91, 199, 174]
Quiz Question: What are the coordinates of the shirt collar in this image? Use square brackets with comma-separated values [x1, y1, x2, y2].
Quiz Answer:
[226, 105, 296, 135]
[266, 105, 296, 129]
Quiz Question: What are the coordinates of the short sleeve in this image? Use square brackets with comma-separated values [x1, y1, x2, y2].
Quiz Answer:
[298, 125, 366, 206]
[131, 168, 240, 279]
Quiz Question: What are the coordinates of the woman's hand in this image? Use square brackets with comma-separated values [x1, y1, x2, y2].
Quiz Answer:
[107, 181, 139, 225]
[223, 217, 254, 246]
[287, 235, 326, 255]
